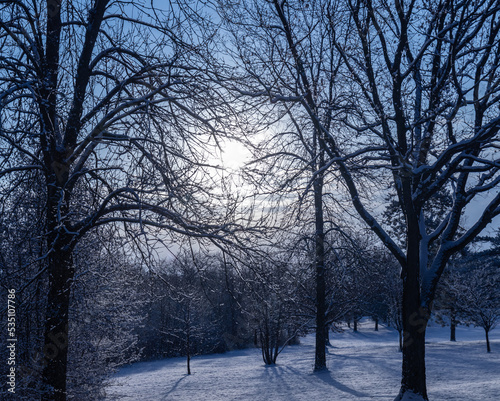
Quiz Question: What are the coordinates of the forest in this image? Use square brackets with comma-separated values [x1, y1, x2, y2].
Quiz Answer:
[0, 0, 500, 400]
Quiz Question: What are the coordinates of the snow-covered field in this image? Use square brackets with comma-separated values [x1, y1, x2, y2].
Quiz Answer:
[105, 321, 500, 400]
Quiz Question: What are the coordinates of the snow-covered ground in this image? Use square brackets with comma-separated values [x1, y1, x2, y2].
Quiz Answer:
[105, 321, 500, 400]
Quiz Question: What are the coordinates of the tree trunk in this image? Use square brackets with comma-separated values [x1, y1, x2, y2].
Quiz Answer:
[39, 2, 71, 396]
[273, 324, 280, 364]
[375, 318, 379, 331]
[485, 328, 491, 353]
[450, 322, 456, 342]
[398, 329, 403, 352]
[353, 320, 358, 332]
[313, 173, 327, 371]
[41, 246, 74, 401]
[186, 308, 191, 375]
[397, 243, 429, 400]
[399, 320, 427, 400]
[260, 312, 275, 366]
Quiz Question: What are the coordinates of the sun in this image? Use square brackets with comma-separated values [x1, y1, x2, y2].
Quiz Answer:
[208, 138, 251, 172]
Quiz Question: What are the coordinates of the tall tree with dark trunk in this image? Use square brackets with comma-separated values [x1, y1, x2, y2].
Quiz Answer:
[0, 1, 236, 399]
[218, 0, 343, 372]
[326, 1, 500, 398]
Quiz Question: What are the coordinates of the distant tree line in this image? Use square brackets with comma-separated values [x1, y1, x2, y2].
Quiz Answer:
[134, 229, 500, 372]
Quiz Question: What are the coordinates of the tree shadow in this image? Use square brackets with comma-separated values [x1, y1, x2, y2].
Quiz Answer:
[162, 375, 188, 400]
[261, 364, 371, 399]
[314, 370, 370, 398]
[261, 365, 295, 395]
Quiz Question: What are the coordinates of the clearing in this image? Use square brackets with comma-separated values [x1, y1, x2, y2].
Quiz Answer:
[105, 321, 500, 400]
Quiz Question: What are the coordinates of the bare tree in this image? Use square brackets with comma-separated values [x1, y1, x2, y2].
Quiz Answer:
[158, 259, 214, 375]
[456, 264, 500, 353]
[450, 240, 500, 353]
[217, 0, 346, 371]
[243, 255, 304, 365]
[0, 1, 238, 399]
[327, 1, 500, 398]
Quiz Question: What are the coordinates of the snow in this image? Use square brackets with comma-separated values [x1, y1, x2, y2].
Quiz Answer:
[105, 321, 500, 400]
[397, 391, 426, 401]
